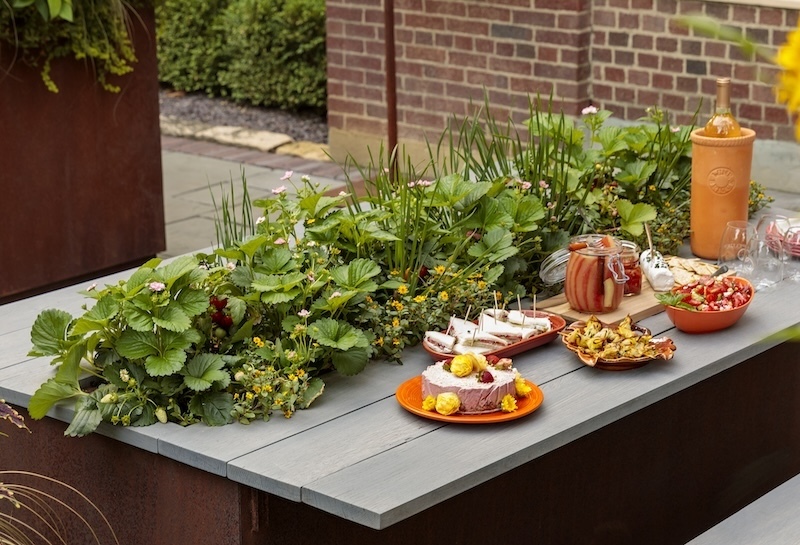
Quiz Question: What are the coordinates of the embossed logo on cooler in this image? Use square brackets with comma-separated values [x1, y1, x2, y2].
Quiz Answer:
[707, 166, 736, 195]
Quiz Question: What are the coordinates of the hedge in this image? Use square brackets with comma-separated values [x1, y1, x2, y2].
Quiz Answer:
[156, 0, 326, 113]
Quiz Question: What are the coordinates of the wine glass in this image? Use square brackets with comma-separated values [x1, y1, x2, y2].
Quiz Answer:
[718, 220, 755, 278]
[783, 225, 800, 283]
[750, 214, 787, 291]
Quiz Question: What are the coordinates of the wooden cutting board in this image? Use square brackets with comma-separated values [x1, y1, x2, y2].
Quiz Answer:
[538, 280, 665, 324]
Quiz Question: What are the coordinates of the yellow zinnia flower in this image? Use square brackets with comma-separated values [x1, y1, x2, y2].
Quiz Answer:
[515, 377, 532, 397]
[501, 394, 518, 413]
[397, 284, 409, 295]
[449, 354, 474, 377]
[435, 392, 461, 415]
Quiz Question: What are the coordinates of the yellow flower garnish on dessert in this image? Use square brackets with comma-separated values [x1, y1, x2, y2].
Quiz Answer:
[435, 392, 461, 415]
[514, 376, 532, 397]
[422, 395, 436, 411]
[449, 354, 474, 377]
[471, 353, 488, 373]
[501, 394, 518, 413]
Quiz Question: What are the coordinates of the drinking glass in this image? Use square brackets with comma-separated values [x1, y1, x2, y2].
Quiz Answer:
[718, 220, 755, 278]
[750, 214, 786, 290]
[783, 226, 800, 283]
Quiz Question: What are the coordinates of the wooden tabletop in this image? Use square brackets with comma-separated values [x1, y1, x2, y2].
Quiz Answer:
[2, 269, 798, 530]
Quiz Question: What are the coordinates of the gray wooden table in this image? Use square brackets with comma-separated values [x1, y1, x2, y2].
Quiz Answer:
[2, 268, 799, 545]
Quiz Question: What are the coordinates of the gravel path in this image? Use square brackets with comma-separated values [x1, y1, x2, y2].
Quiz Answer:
[158, 89, 329, 144]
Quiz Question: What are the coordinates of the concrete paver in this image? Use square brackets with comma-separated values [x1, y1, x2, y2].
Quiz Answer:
[159, 136, 348, 257]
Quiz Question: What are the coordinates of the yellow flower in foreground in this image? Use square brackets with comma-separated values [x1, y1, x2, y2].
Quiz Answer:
[253, 336, 265, 348]
[501, 394, 518, 413]
[449, 354, 474, 377]
[397, 284, 409, 295]
[515, 377, 532, 397]
[775, 21, 800, 138]
[413, 295, 427, 303]
[438, 291, 449, 302]
[422, 395, 436, 411]
[434, 265, 446, 275]
[435, 392, 461, 415]
[471, 353, 488, 373]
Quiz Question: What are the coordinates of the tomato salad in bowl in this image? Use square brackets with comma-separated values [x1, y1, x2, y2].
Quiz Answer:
[656, 276, 754, 333]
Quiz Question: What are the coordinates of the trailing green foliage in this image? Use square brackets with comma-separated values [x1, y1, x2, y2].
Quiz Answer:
[156, 0, 326, 112]
[0, 0, 141, 92]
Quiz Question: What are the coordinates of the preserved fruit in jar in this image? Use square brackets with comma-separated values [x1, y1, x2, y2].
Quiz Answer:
[620, 240, 642, 296]
[564, 234, 627, 313]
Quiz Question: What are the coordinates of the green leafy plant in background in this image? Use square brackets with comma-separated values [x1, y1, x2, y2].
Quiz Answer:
[424, 96, 773, 295]
[218, 0, 326, 111]
[0, 0, 142, 92]
[155, 0, 231, 95]
[423, 99, 686, 293]
[157, 0, 327, 112]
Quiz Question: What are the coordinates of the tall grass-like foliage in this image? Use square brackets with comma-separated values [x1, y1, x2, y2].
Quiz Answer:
[421, 98, 699, 290]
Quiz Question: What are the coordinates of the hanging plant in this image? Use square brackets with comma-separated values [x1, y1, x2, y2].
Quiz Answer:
[0, 0, 149, 92]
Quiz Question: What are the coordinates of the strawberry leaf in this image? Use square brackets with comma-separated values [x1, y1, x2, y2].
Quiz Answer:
[145, 349, 187, 377]
[29, 309, 72, 356]
[181, 353, 229, 392]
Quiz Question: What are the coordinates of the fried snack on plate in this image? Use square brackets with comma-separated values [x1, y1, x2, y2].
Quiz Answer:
[560, 315, 676, 367]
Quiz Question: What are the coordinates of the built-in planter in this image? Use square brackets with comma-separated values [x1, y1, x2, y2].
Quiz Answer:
[0, 7, 165, 303]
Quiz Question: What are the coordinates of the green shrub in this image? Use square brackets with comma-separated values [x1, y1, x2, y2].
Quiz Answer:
[156, 0, 231, 95]
[217, 0, 326, 112]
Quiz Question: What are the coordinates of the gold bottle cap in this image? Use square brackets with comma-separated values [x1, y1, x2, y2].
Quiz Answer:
[716, 77, 732, 109]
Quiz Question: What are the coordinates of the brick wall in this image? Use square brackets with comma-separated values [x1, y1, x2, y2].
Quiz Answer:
[326, 0, 798, 163]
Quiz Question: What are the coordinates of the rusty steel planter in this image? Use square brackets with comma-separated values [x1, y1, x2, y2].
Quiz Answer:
[0, 7, 165, 303]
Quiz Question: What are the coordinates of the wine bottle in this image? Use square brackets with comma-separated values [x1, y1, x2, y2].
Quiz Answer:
[704, 77, 742, 138]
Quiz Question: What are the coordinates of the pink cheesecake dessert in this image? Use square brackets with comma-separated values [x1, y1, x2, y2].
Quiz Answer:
[421, 360, 518, 414]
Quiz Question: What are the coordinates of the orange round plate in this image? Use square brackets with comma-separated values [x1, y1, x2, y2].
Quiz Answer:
[395, 375, 544, 424]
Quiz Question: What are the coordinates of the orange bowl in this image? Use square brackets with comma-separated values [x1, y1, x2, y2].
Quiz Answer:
[663, 276, 754, 333]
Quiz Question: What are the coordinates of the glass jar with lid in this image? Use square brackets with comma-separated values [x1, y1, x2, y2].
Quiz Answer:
[619, 240, 642, 296]
[541, 234, 628, 313]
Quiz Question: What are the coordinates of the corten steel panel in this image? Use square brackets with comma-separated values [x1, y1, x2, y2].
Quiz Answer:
[2, 410, 250, 545]
[0, 7, 165, 303]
